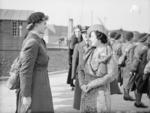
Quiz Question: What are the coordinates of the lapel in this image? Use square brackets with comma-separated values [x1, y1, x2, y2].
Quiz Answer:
[29, 32, 48, 55]
[80, 41, 88, 54]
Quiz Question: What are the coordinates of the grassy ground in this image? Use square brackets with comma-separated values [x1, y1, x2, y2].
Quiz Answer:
[0, 48, 68, 77]
[47, 48, 68, 72]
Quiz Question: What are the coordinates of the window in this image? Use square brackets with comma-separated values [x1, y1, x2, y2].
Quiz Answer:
[12, 21, 23, 37]
[12, 21, 17, 36]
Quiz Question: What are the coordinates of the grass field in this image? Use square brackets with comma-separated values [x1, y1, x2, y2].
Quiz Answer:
[0, 48, 68, 77]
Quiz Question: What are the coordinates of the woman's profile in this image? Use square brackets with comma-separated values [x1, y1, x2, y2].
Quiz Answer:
[16, 12, 54, 113]
[79, 24, 113, 113]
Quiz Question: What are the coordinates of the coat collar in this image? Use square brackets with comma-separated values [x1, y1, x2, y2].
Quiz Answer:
[80, 40, 88, 47]
[27, 31, 46, 47]
[28, 31, 43, 42]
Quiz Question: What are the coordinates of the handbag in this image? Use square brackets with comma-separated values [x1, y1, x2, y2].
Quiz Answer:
[6, 56, 21, 90]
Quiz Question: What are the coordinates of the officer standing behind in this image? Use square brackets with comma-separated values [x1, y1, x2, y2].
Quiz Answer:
[71, 26, 89, 110]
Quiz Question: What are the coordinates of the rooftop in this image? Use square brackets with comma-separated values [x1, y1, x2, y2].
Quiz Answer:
[0, 9, 34, 21]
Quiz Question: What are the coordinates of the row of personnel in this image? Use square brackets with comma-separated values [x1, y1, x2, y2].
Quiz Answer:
[67, 24, 150, 112]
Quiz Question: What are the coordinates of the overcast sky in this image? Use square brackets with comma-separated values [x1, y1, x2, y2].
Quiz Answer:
[0, 0, 150, 32]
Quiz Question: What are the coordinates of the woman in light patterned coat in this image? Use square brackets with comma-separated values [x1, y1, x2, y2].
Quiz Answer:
[78, 24, 114, 113]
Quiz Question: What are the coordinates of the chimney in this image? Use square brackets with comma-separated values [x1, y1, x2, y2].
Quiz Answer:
[68, 18, 73, 40]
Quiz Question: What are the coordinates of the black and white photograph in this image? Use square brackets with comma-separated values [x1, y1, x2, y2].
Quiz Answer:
[0, 0, 150, 113]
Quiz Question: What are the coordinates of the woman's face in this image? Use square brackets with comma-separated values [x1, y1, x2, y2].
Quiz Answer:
[82, 32, 88, 41]
[74, 28, 81, 38]
[109, 38, 115, 45]
[90, 31, 98, 46]
[36, 20, 47, 34]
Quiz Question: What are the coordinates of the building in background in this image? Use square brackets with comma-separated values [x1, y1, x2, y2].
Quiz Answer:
[0, 9, 68, 77]
[45, 24, 68, 48]
[0, 9, 33, 77]
[0, 9, 34, 50]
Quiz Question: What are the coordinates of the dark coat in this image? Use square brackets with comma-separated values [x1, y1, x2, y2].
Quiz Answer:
[71, 41, 88, 110]
[67, 35, 82, 85]
[129, 43, 149, 93]
[111, 43, 123, 85]
[17, 32, 54, 113]
[120, 43, 136, 89]
[144, 49, 150, 98]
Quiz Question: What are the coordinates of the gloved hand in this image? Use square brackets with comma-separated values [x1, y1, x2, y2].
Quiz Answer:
[81, 85, 88, 93]
[22, 96, 31, 112]
[143, 74, 148, 81]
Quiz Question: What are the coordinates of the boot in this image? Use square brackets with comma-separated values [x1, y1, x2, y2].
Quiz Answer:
[134, 102, 148, 108]
[123, 88, 134, 101]
[134, 90, 148, 108]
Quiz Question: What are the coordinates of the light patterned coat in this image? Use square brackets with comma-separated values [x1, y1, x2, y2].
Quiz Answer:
[78, 46, 113, 113]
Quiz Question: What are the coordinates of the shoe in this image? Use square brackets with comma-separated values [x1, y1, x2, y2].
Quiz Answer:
[123, 96, 135, 101]
[123, 89, 134, 101]
[70, 83, 75, 87]
[71, 87, 75, 91]
[134, 102, 148, 108]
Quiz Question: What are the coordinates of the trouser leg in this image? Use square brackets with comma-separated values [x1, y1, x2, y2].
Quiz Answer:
[123, 88, 134, 101]
[134, 90, 142, 104]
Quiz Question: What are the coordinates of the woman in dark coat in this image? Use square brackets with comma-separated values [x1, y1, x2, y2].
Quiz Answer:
[67, 25, 82, 90]
[16, 12, 54, 113]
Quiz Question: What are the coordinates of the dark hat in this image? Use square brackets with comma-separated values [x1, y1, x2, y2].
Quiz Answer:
[110, 31, 121, 40]
[135, 33, 149, 42]
[123, 31, 134, 41]
[81, 26, 89, 33]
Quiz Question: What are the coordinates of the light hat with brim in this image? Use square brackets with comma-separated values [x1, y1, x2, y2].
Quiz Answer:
[87, 24, 108, 37]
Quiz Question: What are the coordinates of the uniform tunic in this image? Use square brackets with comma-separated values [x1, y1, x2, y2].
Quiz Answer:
[71, 41, 88, 110]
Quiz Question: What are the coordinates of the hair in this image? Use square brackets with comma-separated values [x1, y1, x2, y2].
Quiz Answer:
[27, 12, 48, 31]
[74, 25, 82, 32]
[90, 30, 108, 44]
[24, 12, 48, 39]
[124, 31, 134, 41]
[110, 31, 117, 38]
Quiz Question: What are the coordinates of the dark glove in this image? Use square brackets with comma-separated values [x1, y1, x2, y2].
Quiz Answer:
[143, 73, 148, 81]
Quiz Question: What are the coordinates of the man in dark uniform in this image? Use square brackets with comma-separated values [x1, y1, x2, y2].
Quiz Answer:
[71, 26, 89, 110]
[129, 33, 149, 108]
